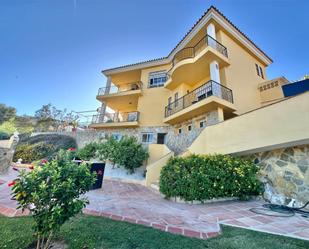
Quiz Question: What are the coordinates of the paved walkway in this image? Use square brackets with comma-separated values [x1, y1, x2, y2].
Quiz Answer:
[1, 167, 309, 240]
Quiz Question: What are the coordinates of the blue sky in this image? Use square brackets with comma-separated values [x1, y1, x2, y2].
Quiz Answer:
[0, 0, 308, 116]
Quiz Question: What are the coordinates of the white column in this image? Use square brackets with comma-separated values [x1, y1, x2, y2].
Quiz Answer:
[207, 23, 216, 39]
[104, 76, 112, 94]
[210, 60, 222, 98]
[98, 103, 106, 123]
[207, 23, 217, 49]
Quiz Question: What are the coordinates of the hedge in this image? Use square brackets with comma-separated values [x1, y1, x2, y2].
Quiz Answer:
[159, 154, 262, 201]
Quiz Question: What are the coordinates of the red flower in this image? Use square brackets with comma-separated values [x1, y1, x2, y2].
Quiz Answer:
[40, 159, 48, 165]
[8, 181, 16, 187]
[68, 148, 76, 151]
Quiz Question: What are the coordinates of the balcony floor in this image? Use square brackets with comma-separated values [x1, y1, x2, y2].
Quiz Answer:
[165, 46, 230, 90]
[164, 96, 236, 124]
[89, 121, 139, 129]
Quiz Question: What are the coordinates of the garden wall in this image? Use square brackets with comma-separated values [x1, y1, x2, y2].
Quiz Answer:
[0, 135, 19, 173]
[253, 144, 309, 208]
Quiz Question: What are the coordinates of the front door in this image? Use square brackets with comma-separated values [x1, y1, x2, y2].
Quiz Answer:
[157, 133, 166, 144]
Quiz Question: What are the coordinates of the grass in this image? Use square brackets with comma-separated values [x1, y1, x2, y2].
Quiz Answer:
[0, 214, 308, 249]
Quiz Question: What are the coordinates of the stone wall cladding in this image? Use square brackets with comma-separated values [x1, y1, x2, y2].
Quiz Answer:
[252, 145, 309, 207]
[165, 110, 219, 154]
[36, 109, 220, 155]
[0, 136, 19, 173]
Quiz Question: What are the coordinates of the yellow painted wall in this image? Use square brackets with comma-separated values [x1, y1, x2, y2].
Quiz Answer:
[217, 29, 267, 114]
[138, 64, 171, 126]
[188, 92, 309, 155]
[258, 77, 289, 105]
[147, 144, 172, 165]
[145, 144, 174, 186]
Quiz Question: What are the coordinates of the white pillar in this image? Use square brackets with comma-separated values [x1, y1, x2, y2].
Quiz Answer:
[207, 23, 216, 39]
[98, 103, 106, 123]
[210, 60, 222, 98]
[207, 23, 217, 49]
[104, 76, 112, 94]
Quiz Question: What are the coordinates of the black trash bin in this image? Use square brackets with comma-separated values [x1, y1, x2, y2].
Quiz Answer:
[73, 159, 105, 190]
[90, 162, 105, 189]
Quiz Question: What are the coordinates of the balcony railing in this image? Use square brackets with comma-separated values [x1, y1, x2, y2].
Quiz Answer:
[167, 35, 228, 77]
[91, 111, 140, 124]
[97, 82, 143, 96]
[164, 80, 233, 118]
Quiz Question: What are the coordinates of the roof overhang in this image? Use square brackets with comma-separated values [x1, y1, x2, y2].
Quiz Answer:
[102, 6, 273, 76]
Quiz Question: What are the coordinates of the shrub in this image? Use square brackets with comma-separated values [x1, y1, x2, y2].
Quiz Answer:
[0, 131, 10, 140]
[76, 142, 99, 160]
[159, 154, 262, 201]
[11, 151, 96, 249]
[98, 136, 149, 173]
[97, 137, 120, 165]
[13, 143, 55, 163]
[116, 136, 149, 173]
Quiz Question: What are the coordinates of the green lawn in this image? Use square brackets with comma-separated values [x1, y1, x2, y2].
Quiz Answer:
[0, 215, 308, 249]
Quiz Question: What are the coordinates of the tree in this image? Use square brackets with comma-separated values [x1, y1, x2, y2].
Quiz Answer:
[0, 103, 16, 124]
[34, 104, 79, 131]
[11, 151, 96, 249]
[35, 103, 53, 120]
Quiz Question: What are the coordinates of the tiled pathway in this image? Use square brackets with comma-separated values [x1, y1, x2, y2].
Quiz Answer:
[1, 167, 309, 240]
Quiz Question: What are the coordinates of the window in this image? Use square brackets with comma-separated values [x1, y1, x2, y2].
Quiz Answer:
[255, 64, 260, 76]
[256, 64, 265, 79]
[148, 71, 167, 88]
[259, 66, 264, 79]
[178, 128, 182, 134]
[187, 125, 192, 132]
[174, 92, 179, 107]
[199, 120, 206, 128]
[142, 133, 154, 143]
[112, 133, 122, 141]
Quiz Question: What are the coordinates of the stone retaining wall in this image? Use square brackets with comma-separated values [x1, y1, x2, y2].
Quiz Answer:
[252, 144, 309, 207]
[0, 135, 19, 173]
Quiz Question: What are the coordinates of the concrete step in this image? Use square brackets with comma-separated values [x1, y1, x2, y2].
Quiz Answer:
[150, 181, 160, 191]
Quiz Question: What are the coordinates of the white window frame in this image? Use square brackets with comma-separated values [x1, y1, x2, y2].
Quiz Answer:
[148, 71, 167, 88]
[142, 132, 154, 143]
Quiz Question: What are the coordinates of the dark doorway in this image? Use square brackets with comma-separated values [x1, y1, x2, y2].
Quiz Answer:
[157, 133, 166, 144]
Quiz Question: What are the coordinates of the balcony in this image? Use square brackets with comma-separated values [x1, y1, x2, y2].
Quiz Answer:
[89, 111, 140, 128]
[165, 35, 230, 90]
[96, 82, 142, 111]
[164, 80, 236, 124]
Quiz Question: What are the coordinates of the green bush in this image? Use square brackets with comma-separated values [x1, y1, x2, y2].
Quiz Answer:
[11, 151, 96, 249]
[76, 142, 99, 160]
[98, 136, 149, 174]
[116, 136, 149, 173]
[13, 143, 55, 163]
[97, 137, 120, 165]
[159, 154, 262, 201]
[0, 131, 10, 140]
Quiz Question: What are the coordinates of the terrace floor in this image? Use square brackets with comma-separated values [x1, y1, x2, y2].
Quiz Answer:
[1, 167, 309, 240]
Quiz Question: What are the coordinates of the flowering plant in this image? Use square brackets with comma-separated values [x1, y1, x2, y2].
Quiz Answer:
[11, 156, 96, 249]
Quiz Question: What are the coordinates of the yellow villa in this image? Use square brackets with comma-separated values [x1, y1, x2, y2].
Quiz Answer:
[89, 6, 295, 154]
